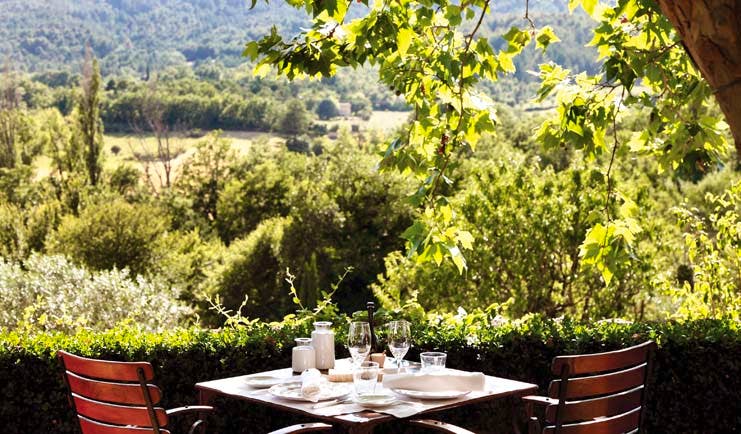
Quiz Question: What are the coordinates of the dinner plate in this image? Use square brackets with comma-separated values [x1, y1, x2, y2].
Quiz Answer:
[391, 388, 470, 400]
[354, 394, 397, 408]
[243, 375, 300, 389]
[268, 382, 352, 402]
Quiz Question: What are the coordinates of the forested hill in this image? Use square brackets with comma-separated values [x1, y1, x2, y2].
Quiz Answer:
[1, 0, 595, 78]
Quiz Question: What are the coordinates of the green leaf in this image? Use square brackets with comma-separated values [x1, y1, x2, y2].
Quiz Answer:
[582, 0, 597, 16]
[456, 231, 474, 250]
[448, 246, 467, 274]
[397, 28, 415, 57]
[535, 26, 560, 52]
[243, 42, 259, 60]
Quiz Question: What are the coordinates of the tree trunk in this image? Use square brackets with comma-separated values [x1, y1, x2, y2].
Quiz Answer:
[656, 0, 741, 155]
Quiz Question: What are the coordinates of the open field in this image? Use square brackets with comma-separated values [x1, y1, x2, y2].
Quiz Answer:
[32, 111, 408, 187]
[315, 110, 411, 133]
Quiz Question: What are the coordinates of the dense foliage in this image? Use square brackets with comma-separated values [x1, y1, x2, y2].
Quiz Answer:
[0, 254, 191, 333]
[0, 0, 601, 104]
[1, 316, 739, 433]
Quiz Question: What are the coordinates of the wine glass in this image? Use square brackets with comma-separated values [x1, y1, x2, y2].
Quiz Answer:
[387, 320, 411, 372]
[347, 321, 371, 367]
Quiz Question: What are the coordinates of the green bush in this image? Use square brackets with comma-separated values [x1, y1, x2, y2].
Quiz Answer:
[375, 158, 659, 320]
[215, 160, 292, 243]
[206, 146, 412, 321]
[48, 198, 169, 276]
[0, 254, 191, 333]
[204, 216, 291, 322]
[0, 317, 739, 433]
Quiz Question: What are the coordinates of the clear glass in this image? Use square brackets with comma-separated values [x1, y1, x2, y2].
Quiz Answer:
[347, 321, 371, 366]
[420, 351, 447, 372]
[387, 320, 411, 372]
[353, 361, 379, 396]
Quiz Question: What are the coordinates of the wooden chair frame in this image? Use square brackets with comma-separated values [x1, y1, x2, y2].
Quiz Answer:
[523, 341, 656, 434]
[58, 350, 213, 434]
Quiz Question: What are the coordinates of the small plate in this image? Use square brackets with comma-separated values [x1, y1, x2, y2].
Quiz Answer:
[391, 388, 470, 400]
[354, 394, 397, 408]
[243, 375, 299, 389]
[269, 382, 352, 402]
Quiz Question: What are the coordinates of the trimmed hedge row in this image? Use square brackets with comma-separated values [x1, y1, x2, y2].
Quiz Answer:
[1, 317, 740, 433]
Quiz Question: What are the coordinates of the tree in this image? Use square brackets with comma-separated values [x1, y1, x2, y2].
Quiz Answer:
[76, 46, 104, 186]
[316, 98, 339, 120]
[0, 64, 30, 169]
[130, 78, 179, 190]
[246, 0, 740, 283]
[40, 108, 83, 183]
[175, 131, 236, 225]
[655, 1, 741, 153]
[277, 99, 311, 136]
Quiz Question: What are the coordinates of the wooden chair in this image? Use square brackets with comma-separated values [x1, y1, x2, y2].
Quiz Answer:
[58, 350, 214, 434]
[523, 341, 655, 434]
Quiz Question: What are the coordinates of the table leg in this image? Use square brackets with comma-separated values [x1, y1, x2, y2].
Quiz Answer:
[198, 389, 216, 406]
[197, 389, 217, 434]
[511, 396, 525, 434]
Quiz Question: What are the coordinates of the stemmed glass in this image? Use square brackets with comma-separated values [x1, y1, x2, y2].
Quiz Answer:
[347, 321, 371, 367]
[387, 320, 411, 373]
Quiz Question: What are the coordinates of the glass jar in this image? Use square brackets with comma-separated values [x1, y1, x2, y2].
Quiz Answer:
[311, 321, 335, 370]
[292, 338, 316, 373]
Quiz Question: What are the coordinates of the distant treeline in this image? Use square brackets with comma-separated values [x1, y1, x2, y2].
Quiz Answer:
[16, 64, 406, 134]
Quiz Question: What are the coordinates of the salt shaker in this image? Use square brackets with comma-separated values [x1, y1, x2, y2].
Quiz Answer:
[311, 321, 335, 370]
[292, 338, 316, 373]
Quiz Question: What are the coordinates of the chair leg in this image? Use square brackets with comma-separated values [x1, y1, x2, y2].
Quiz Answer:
[528, 417, 541, 434]
[407, 419, 476, 434]
[188, 419, 205, 434]
[268, 422, 333, 434]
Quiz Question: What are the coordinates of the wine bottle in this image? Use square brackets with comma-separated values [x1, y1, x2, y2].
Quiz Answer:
[366, 301, 377, 353]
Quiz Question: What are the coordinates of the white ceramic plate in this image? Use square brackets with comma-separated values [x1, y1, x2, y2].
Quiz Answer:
[268, 383, 352, 402]
[243, 375, 300, 389]
[354, 394, 398, 408]
[391, 388, 470, 400]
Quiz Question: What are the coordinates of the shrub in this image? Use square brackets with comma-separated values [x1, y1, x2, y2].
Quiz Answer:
[0, 317, 739, 433]
[204, 216, 291, 323]
[374, 158, 659, 320]
[316, 98, 339, 120]
[0, 202, 27, 260]
[216, 160, 292, 243]
[0, 254, 191, 333]
[0, 199, 61, 259]
[48, 198, 169, 276]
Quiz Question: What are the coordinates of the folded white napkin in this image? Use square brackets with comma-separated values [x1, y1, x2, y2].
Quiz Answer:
[382, 370, 485, 392]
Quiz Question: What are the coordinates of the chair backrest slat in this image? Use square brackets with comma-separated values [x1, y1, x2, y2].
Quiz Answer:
[73, 393, 167, 428]
[67, 372, 162, 405]
[59, 350, 154, 382]
[542, 407, 641, 434]
[551, 342, 653, 376]
[548, 363, 646, 400]
[536, 341, 655, 434]
[78, 416, 171, 434]
[545, 386, 643, 422]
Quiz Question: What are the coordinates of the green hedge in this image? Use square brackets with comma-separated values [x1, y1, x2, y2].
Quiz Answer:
[1, 317, 740, 433]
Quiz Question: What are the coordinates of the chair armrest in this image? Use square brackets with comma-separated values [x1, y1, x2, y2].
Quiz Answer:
[268, 422, 333, 434]
[521, 395, 558, 406]
[522, 395, 558, 420]
[166, 405, 214, 417]
[408, 419, 476, 434]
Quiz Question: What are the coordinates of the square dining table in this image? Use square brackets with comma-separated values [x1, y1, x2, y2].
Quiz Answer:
[195, 359, 538, 434]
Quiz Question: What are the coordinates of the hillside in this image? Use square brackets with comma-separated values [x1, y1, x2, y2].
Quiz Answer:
[1, 0, 595, 79]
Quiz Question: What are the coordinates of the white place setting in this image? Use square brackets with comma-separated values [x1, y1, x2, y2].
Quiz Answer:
[196, 316, 538, 433]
